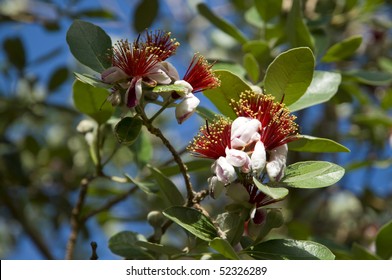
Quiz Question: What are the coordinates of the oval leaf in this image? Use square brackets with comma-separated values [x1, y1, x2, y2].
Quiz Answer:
[203, 70, 252, 119]
[289, 71, 342, 112]
[210, 238, 240, 260]
[48, 67, 69, 92]
[114, 116, 143, 145]
[197, 3, 247, 44]
[66, 20, 112, 73]
[282, 161, 345, 189]
[243, 53, 260, 83]
[3, 37, 26, 70]
[288, 135, 350, 153]
[254, 0, 282, 22]
[148, 165, 184, 206]
[322, 35, 362, 63]
[286, 0, 314, 49]
[74, 72, 112, 89]
[247, 239, 335, 260]
[133, 0, 159, 32]
[163, 206, 218, 241]
[264, 47, 315, 106]
[72, 80, 114, 124]
[375, 220, 392, 259]
[253, 177, 289, 200]
[108, 231, 153, 259]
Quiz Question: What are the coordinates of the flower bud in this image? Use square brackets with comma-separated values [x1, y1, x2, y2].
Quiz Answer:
[147, 210, 165, 228]
[251, 140, 266, 175]
[76, 119, 96, 134]
[208, 176, 225, 199]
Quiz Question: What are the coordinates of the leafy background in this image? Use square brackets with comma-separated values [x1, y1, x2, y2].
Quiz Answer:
[1, 0, 392, 259]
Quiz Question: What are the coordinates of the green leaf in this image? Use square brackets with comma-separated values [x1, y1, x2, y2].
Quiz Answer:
[254, 209, 285, 243]
[215, 212, 246, 245]
[125, 174, 158, 194]
[74, 72, 112, 89]
[152, 84, 188, 94]
[133, 0, 159, 32]
[114, 116, 143, 145]
[48, 67, 69, 92]
[322, 35, 362, 63]
[286, 0, 314, 49]
[203, 70, 252, 119]
[148, 165, 184, 206]
[375, 220, 392, 259]
[135, 241, 183, 256]
[288, 135, 350, 153]
[66, 20, 112, 73]
[129, 129, 153, 167]
[195, 106, 217, 122]
[352, 243, 380, 260]
[210, 238, 240, 260]
[108, 231, 154, 259]
[212, 62, 246, 78]
[247, 239, 335, 260]
[345, 70, 392, 86]
[254, 0, 282, 22]
[74, 9, 117, 19]
[253, 178, 289, 200]
[282, 161, 345, 189]
[289, 71, 342, 112]
[264, 47, 315, 106]
[3, 37, 26, 71]
[163, 206, 218, 241]
[72, 80, 114, 124]
[197, 3, 247, 44]
[243, 53, 260, 83]
[160, 159, 211, 177]
[242, 40, 272, 69]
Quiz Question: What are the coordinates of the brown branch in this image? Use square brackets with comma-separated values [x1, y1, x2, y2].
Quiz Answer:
[65, 176, 94, 260]
[138, 111, 194, 205]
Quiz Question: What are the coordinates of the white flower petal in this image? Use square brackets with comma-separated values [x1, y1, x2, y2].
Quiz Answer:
[225, 147, 250, 168]
[175, 94, 200, 124]
[266, 144, 288, 181]
[174, 80, 194, 96]
[251, 141, 266, 175]
[160, 61, 180, 81]
[208, 176, 225, 199]
[231, 117, 261, 149]
[101, 66, 128, 83]
[212, 156, 237, 184]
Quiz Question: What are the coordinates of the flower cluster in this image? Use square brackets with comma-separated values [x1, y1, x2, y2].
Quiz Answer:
[101, 30, 220, 124]
[188, 90, 299, 223]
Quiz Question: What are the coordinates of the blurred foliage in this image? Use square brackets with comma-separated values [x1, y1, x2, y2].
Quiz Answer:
[0, 0, 391, 259]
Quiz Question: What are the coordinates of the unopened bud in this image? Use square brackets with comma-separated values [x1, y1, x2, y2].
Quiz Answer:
[147, 211, 165, 228]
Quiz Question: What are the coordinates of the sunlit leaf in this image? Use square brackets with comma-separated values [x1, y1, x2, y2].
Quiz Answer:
[160, 159, 212, 177]
[247, 239, 335, 260]
[203, 70, 252, 119]
[197, 3, 247, 44]
[148, 165, 184, 206]
[74, 72, 112, 89]
[289, 71, 342, 112]
[125, 174, 158, 194]
[264, 47, 315, 106]
[282, 161, 345, 188]
[242, 40, 272, 70]
[253, 177, 289, 200]
[72, 80, 113, 124]
[375, 220, 392, 259]
[163, 206, 218, 241]
[114, 116, 143, 145]
[288, 135, 350, 153]
[210, 238, 240, 260]
[152, 84, 188, 94]
[66, 20, 112, 72]
[215, 211, 246, 245]
[322, 35, 362, 62]
[133, 0, 159, 32]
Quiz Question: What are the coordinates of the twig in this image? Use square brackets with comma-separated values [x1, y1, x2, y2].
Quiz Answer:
[65, 176, 94, 260]
[137, 108, 194, 205]
[81, 186, 138, 222]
